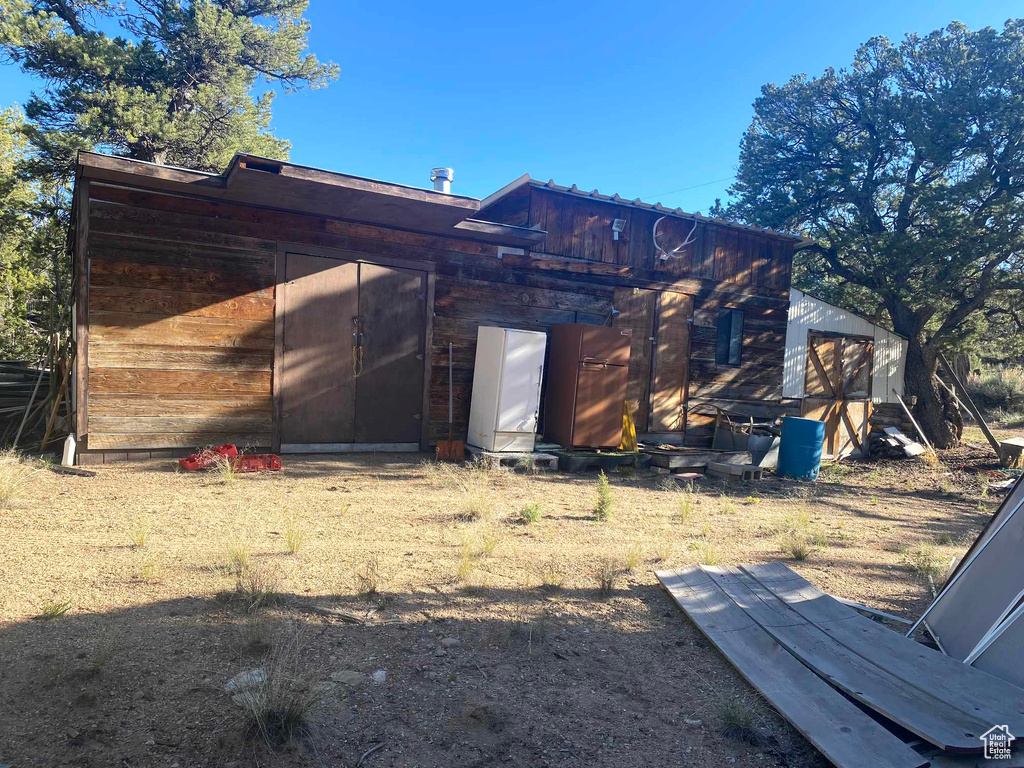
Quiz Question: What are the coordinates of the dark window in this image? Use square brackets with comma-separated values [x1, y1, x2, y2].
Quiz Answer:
[715, 309, 744, 366]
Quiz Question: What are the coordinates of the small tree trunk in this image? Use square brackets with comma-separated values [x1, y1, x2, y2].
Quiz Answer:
[903, 337, 957, 449]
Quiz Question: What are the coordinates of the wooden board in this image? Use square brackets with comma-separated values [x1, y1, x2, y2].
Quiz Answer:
[89, 369, 270, 395]
[89, 284, 274, 322]
[89, 312, 274, 349]
[88, 343, 272, 372]
[353, 262, 426, 443]
[650, 291, 692, 433]
[89, 394, 271, 417]
[90, 258, 272, 297]
[89, 415, 273, 433]
[279, 253, 359, 444]
[704, 566, 989, 753]
[612, 286, 656, 433]
[743, 563, 1024, 736]
[87, 432, 271, 450]
[656, 567, 928, 768]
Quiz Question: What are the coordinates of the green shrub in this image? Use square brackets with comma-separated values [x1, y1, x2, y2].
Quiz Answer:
[968, 366, 1024, 414]
[37, 599, 72, 620]
[517, 502, 543, 525]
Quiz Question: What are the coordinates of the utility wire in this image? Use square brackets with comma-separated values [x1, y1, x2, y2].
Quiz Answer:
[642, 175, 736, 202]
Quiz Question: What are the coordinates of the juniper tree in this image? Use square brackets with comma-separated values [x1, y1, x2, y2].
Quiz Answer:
[725, 21, 1024, 447]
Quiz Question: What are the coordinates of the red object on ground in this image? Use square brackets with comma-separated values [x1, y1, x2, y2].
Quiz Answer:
[178, 444, 282, 473]
[179, 444, 238, 471]
[233, 454, 282, 473]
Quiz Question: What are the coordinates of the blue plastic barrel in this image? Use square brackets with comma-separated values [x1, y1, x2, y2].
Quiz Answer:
[777, 417, 826, 480]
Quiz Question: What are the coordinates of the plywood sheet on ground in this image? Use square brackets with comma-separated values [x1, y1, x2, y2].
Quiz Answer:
[656, 566, 928, 768]
[743, 563, 1024, 734]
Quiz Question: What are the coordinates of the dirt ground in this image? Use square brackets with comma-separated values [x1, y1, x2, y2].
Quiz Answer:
[0, 442, 1012, 768]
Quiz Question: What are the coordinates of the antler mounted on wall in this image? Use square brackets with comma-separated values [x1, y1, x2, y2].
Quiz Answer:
[653, 216, 698, 261]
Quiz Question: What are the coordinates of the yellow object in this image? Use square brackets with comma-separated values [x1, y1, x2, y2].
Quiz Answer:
[619, 401, 638, 451]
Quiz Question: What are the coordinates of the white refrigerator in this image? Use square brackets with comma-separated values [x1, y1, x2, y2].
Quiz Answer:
[467, 326, 547, 452]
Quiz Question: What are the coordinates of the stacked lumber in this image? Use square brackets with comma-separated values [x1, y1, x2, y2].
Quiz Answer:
[657, 563, 1024, 768]
[869, 402, 916, 436]
[0, 362, 50, 418]
[870, 427, 927, 459]
[0, 361, 70, 451]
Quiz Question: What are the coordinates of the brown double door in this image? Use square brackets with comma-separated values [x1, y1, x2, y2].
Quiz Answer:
[801, 332, 873, 457]
[612, 287, 693, 434]
[279, 253, 426, 448]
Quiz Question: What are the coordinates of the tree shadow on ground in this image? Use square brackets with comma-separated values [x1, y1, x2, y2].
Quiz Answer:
[0, 581, 837, 768]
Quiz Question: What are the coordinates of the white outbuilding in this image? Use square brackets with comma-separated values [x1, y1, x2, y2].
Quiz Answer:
[784, 288, 908, 458]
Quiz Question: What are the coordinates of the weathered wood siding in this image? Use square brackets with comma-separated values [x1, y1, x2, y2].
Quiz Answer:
[522, 187, 793, 291]
[86, 185, 276, 450]
[485, 186, 796, 446]
[81, 180, 797, 452]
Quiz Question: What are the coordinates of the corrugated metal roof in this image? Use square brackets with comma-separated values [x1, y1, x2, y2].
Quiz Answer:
[479, 174, 809, 243]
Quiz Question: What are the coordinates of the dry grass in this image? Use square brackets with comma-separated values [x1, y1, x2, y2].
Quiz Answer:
[285, 519, 304, 555]
[237, 631, 325, 747]
[689, 539, 721, 566]
[211, 454, 240, 483]
[127, 519, 150, 548]
[536, 556, 565, 593]
[778, 531, 812, 561]
[594, 555, 621, 597]
[460, 487, 496, 522]
[676, 488, 694, 524]
[624, 539, 644, 572]
[593, 471, 614, 522]
[234, 562, 281, 613]
[906, 543, 947, 583]
[0, 453, 995, 767]
[0, 450, 35, 509]
[225, 541, 252, 576]
[355, 557, 381, 598]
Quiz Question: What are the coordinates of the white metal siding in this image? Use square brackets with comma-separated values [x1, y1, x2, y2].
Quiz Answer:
[784, 289, 907, 404]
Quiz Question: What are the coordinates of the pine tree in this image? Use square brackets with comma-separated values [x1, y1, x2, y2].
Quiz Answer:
[0, 0, 338, 181]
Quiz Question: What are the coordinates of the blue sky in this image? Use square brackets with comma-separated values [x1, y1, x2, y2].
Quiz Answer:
[0, 1, 1018, 212]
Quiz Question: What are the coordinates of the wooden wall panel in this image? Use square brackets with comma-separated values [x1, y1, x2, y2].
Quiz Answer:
[89, 369, 271, 395]
[89, 285, 274, 322]
[88, 432, 271, 450]
[90, 312, 274, 349]
[86, 190, 276, 450]
[89, 394, 272, 417]
[612, 287, 657, 433]
[650, 292, 693, 433]
[88, 344, 272, 371]
[517, 188, 795, 294]
[683, 286, 790, 445]
[90, 259, 272, 296]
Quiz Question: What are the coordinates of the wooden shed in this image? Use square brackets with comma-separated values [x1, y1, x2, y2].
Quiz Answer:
[784, 288, 909, 458]
[69, 156, 804, 463]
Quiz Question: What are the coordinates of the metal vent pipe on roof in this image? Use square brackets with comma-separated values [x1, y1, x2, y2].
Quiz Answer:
[430, 167, 454, 194]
